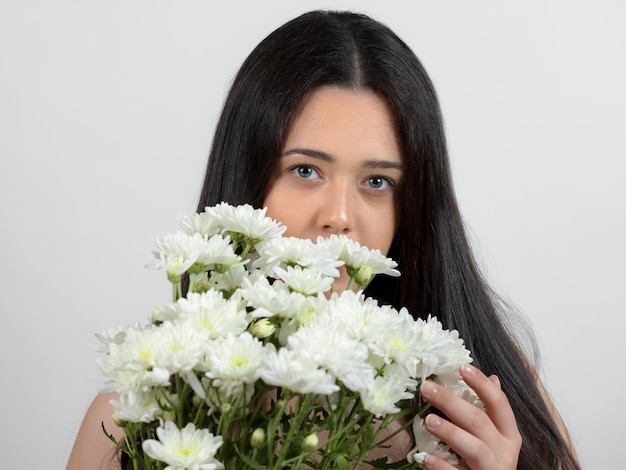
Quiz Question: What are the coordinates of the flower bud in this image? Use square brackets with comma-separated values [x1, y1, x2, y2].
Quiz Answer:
[220, 402, 232, 414]
[150, 307, 161, 323]
[301, 432, 319, 452]
[192, 394, 204, 407]
[251, 428, 266, 449]
[355, 265, 373, 287]
[162, 411, 176, 422]
[249, 319, 275, 339]
[333, 455, 349, 470]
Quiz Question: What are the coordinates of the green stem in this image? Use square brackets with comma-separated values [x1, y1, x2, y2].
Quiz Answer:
[418, 402, 432, 417]
[351, 414, 377, 467]
[240, 243, 252, 259]
[266, 390, 291, 468]
[188, 272, 196, 293]
[275, 393, 315, 468]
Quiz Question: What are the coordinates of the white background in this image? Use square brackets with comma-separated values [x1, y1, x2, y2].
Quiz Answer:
[1, 1, 624, 468]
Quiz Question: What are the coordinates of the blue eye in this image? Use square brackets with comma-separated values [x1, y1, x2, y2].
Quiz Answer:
[291, 165, 319, 180]
[366, 176, 393, 190]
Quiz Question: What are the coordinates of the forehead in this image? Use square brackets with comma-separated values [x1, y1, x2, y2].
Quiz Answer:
[283, 86, 402, 163]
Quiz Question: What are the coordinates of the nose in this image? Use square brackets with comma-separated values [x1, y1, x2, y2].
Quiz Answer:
[318, 179, 356, 235]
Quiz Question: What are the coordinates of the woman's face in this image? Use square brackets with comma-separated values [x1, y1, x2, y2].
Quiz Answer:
[263, 86, 404, 292]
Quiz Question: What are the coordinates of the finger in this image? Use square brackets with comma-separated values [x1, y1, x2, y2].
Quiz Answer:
[422, 452, 457, 470]
[460, 363, 519, 440]
[420, 380, 499, 445]
[423, 413, 493, 469]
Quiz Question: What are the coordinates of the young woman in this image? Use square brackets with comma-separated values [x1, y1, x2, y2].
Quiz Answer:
[68, 10, 579, 469]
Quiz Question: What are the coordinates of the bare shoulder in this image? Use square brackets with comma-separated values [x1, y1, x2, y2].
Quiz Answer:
[67, 393, 123, 470]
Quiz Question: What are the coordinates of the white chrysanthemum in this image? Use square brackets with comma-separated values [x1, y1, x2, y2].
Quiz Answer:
[152, 302, 181, 323]
[150, 232, 242, 280]
[260, 348, 339, 395]
[204, 203, 285, 243]
[204, 333, 268, 384]
[371, 310, 423, 375]
[254, 236, 342, 277]
[142, 420, 224, 470]
[210, 264, 249, 294]
[97, 326, 171, 393]
[110, 390, 163, 423]
[149, 232, 202, 280]
[273, 265, 335, 295]
[410, 315, 472, 380]
[177, 212, 223, 238]
[238, 276, 307, 319]
[323, 291, 396, 346]
[100, 321, 208, 393]
[202, 334, 272, 410]
[407, 416, 461, 468]
[320, 234, 400, 279]
[286, 318, 374, 392]
[150, 321, 208, 374]
[173, 291, 249, 340]
[360, 375, 414, 417]
[193, 233, 243, 271]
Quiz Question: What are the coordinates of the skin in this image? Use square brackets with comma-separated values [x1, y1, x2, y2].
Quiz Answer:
[67, 393, 124, 469]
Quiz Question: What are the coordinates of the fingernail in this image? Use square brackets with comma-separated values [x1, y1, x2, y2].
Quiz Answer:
[461, 363, 475, 376]
[492, 374, 502, 389]
[420, 381, 438, 398]
[425, 413, 442, 428]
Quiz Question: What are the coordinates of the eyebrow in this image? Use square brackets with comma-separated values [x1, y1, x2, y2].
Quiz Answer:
[283, 148, 404, 171]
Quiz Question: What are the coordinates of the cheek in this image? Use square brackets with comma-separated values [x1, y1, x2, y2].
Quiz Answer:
[263, 188, 302, 236]
[372, 216, 397, 255]
[364, 195, 399, 254]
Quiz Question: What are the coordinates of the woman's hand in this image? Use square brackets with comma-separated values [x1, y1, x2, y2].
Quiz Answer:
[419, 363, 522, 469]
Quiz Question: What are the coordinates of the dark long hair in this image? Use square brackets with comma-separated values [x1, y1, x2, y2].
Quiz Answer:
[196, 10, 578, 469]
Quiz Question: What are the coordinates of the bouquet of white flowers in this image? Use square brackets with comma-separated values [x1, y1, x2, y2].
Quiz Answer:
[96, 203, 482, 469]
